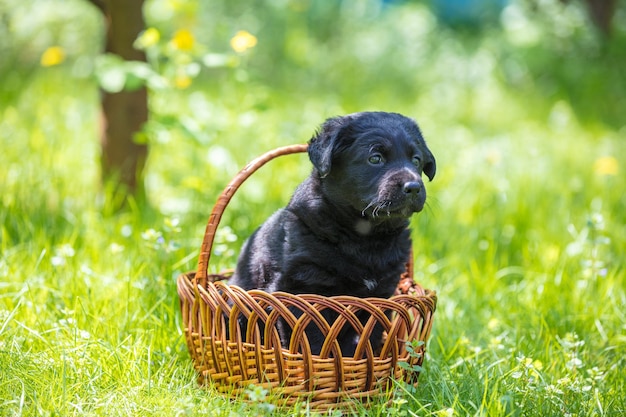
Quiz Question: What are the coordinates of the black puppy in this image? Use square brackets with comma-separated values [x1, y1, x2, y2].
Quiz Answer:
[229, 111, 436, 356]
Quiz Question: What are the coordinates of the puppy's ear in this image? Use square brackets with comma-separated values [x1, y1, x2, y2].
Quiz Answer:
[423, 149, 436, 182]
[308, 117, 344, 178]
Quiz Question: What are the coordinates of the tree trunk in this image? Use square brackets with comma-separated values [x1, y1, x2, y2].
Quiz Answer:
[92, 0, 148, 208]
[561, 0, 617, 37]
[585, 0, 616, 37]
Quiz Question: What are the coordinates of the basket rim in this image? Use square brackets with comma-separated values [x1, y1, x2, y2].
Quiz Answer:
[177, 270, 438, 353]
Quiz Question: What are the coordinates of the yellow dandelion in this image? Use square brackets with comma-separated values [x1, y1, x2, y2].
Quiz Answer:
[40, 46, 66, 67]
[135, 27, 161, 49]
[230, 30, 257, 53]
[171, 29, 195, 51]
[593, 156, 619, 176]
[174, 73, 192, 89]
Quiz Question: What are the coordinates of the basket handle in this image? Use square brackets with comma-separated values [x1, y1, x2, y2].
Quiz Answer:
[195, 144, 309, 287]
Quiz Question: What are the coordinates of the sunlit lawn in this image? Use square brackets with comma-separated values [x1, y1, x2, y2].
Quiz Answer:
[1, 3, 626, 415]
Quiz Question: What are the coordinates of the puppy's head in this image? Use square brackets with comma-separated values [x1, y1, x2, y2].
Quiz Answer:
[308, 112, 436, 225]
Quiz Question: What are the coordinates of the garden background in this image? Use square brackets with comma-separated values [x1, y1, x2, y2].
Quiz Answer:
[1, 0, 625, 415]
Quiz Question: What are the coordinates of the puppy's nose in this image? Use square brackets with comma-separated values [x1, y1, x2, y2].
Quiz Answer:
[403, 181, 421, 194]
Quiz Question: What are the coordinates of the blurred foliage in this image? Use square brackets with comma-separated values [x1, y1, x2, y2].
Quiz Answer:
[0, 0, 101, 102]
[2, 0, 624, 124]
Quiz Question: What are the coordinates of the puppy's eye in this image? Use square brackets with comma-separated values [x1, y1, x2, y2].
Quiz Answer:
[412, 156, 421, 167]
[368, 154, 384, 165]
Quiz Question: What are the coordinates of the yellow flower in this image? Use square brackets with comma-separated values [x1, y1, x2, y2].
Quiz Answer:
[171, 29, 195, 51]
[40, 46, 66, 67]
[593, 156, 619, 176]
[174, 73, 192, 89]
[135, 27, 161, 49]
[230, 30, 257, 53]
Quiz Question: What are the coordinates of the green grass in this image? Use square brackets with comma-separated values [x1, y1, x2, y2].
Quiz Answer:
[2, 2, 626, 416]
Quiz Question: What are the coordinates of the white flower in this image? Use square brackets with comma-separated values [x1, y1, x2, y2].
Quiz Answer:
[566, 357, 583, 370]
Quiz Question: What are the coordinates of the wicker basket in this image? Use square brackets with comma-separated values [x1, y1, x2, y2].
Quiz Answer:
[177, 144, 437, 410]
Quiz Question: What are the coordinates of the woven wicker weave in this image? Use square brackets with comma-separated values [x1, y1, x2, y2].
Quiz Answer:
[177, 144, 437, 410]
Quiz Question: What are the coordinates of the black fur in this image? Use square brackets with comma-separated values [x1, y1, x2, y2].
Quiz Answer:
[229, 111, 436, 356]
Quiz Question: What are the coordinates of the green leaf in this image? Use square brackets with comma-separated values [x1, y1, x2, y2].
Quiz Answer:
[202, 53, 239, 68]
[94, 53, 127, 93]
[124, 61, 153, 91]
[95, 54, 154, 92]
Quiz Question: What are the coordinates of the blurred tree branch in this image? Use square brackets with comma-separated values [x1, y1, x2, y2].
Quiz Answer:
[89, 0, 148, 209]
